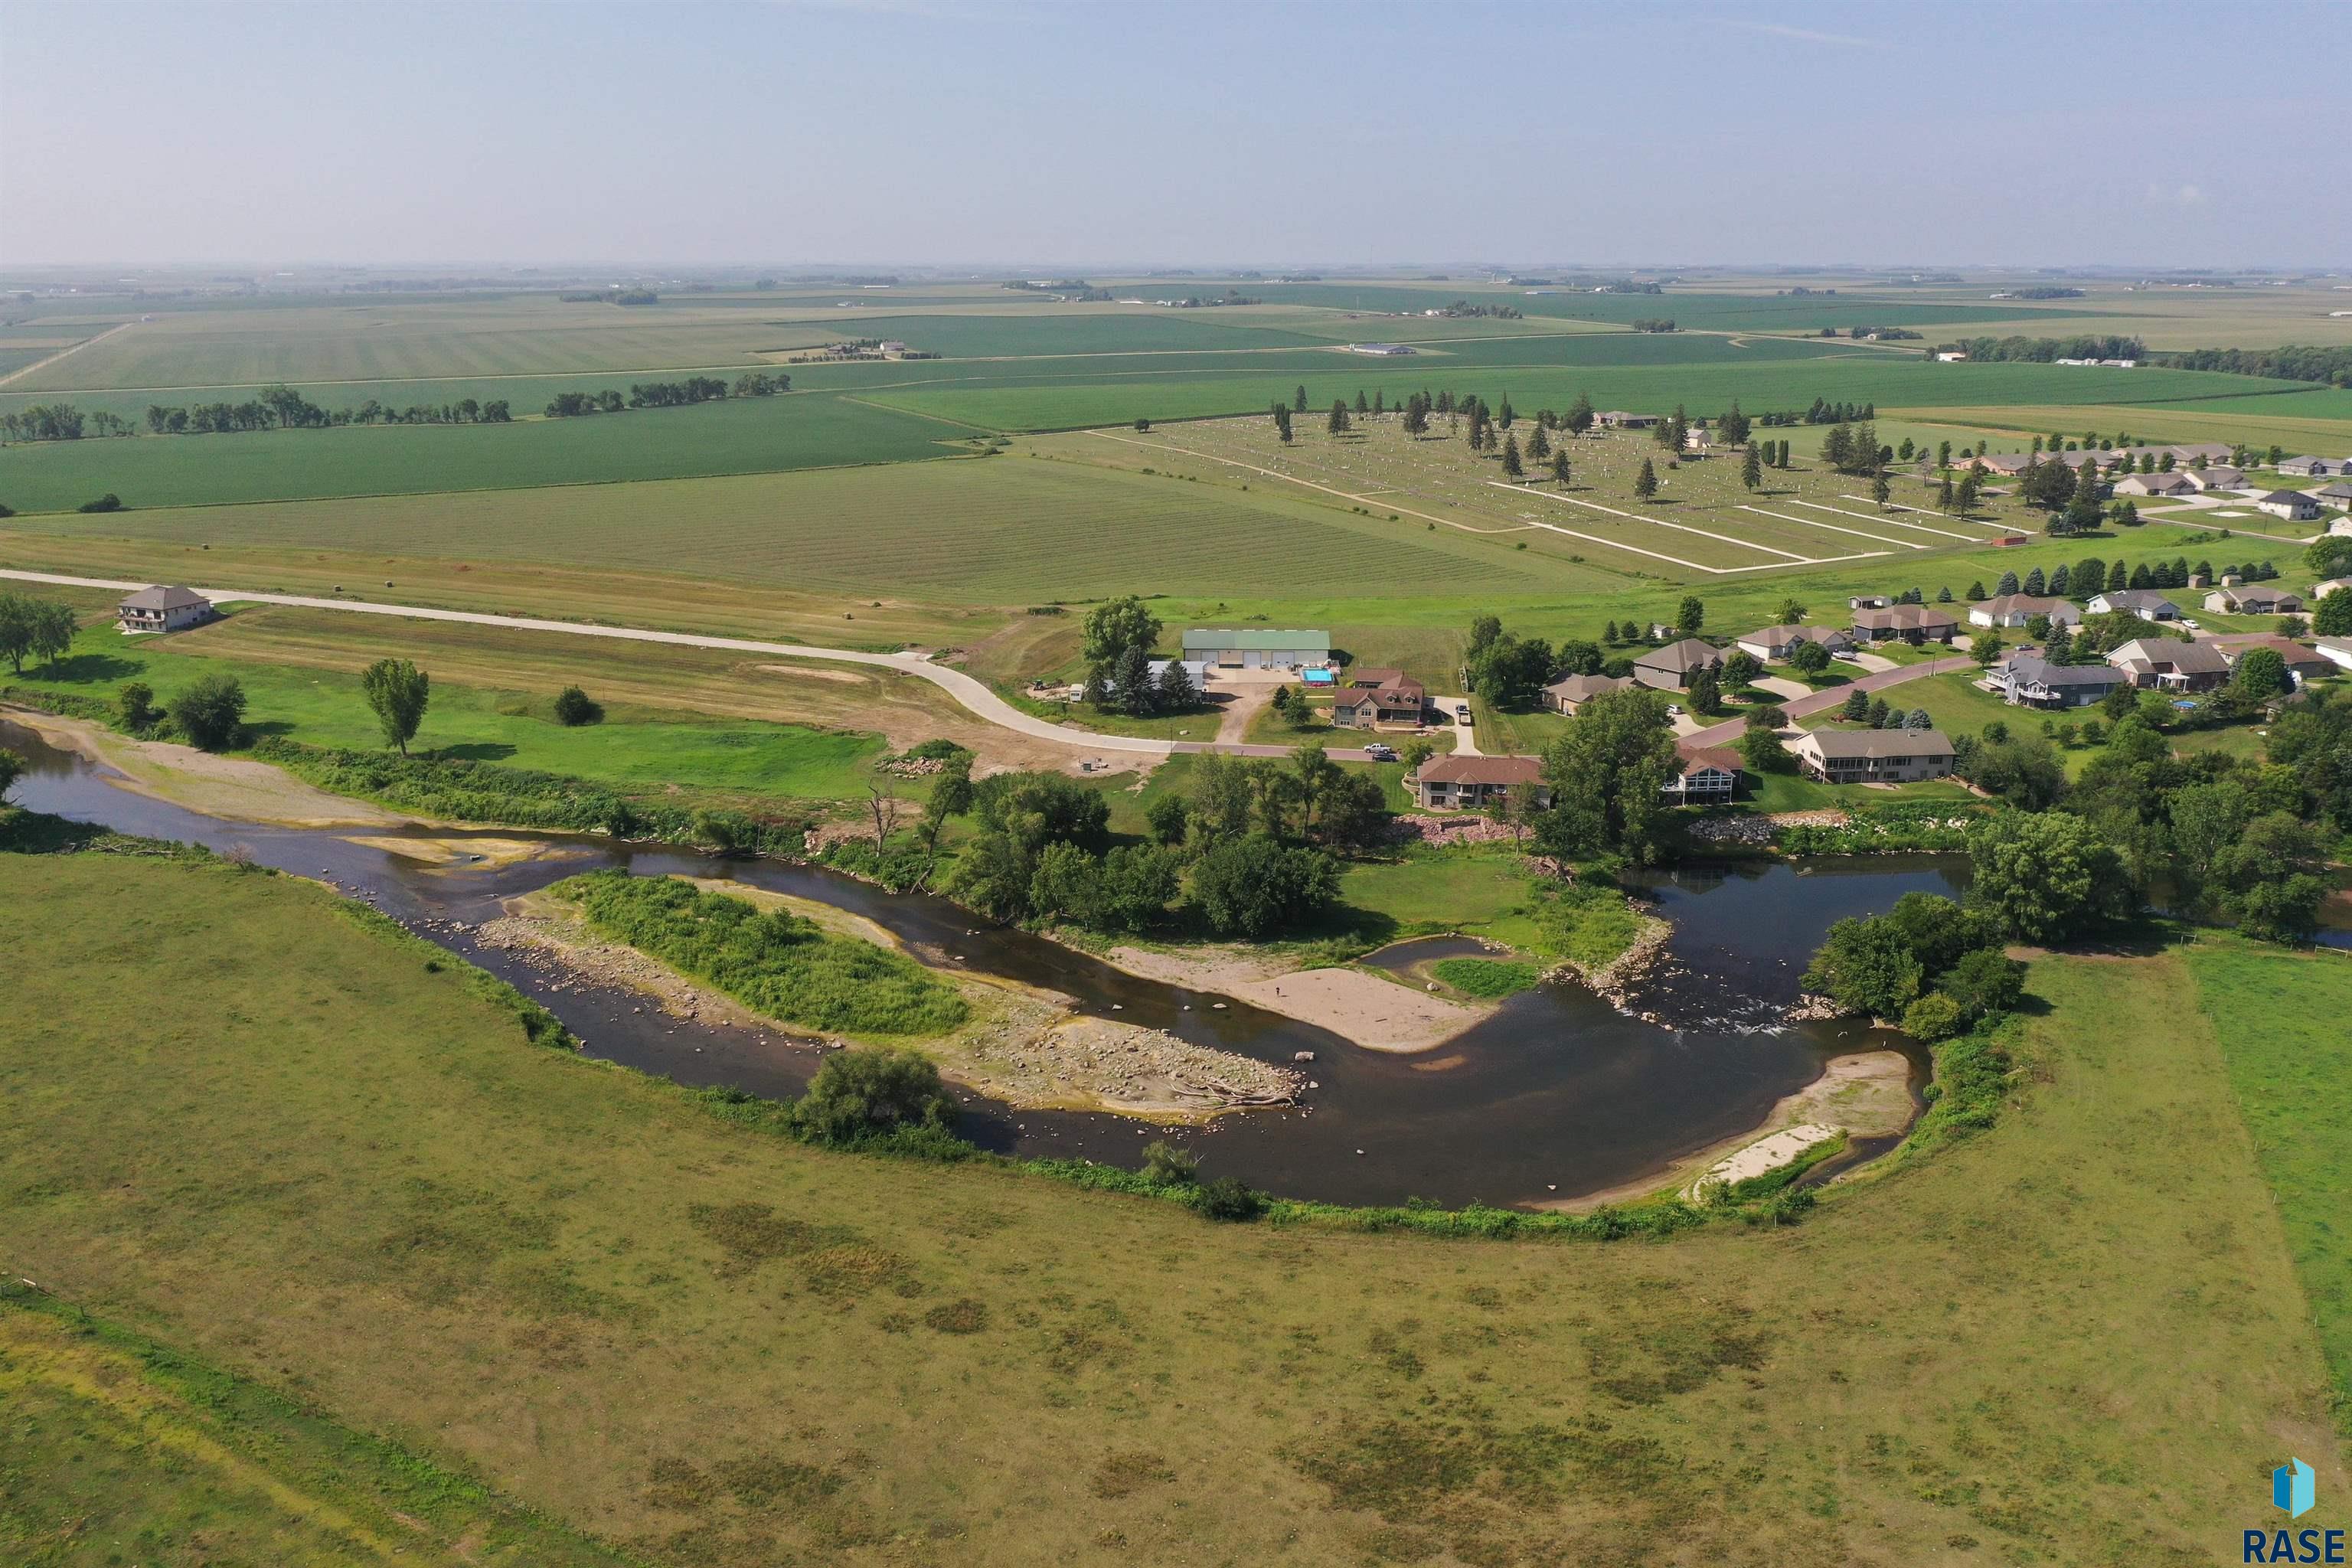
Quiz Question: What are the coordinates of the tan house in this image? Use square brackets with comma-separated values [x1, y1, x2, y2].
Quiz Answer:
[1541, 673, 1635, 714]
[2180, 466, 2246, 492]
[1851, 604, 1958, 643]
[2253, 492, 2323, 524]
[1406, 755, 1550, 812]
[2203, 584, 2305, 616]
[1631, 638, 1723, 691]
[1967, 594, 2082, 630]
[2107, 636, 2232, 691]
[1735, 623, 1852, 661]
[2211, 634, 2334, 684]
[1331, 682, 1427, 729]
[1344, 667, 1410, 689]
[116, 585, 214, 635]
[1788, 727, 1956, 784]
[2114, 471, 2195, 498]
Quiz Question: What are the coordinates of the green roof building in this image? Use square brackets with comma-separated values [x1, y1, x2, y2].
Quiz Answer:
[1181, 628, 1331, 668]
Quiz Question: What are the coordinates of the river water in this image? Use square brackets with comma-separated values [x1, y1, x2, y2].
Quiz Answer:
[5, 717, 1978, 1208]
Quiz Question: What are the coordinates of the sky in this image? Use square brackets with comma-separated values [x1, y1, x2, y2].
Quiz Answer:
[5, 0, 2349, 271]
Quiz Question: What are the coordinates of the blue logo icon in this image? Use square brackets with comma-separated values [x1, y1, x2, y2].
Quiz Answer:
[2276, 1457, 2316, 1520]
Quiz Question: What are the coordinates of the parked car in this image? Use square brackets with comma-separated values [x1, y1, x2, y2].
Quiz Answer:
[1454, 702, 1472, 724]
[1362, 742, 1398, 761]
[1665, 704, 1684, 717]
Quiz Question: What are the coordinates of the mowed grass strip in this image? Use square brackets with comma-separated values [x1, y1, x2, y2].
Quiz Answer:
[0, 853, 2341, 1563]
[2, 452, 1621, 600]
[0, 391, 973, 513]
[2190, 937, 2352, 1428]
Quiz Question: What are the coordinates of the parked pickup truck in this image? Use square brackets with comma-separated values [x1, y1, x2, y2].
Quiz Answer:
[1362, 742, 1399, 762]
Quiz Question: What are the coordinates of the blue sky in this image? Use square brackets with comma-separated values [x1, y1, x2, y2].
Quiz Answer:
[4, 0, 2347, 269]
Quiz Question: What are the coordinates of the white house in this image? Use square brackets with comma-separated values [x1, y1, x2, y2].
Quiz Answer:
[1735, 623, 1854, 662]
[2276, 456, 2336, 479]
[1968, 594, 2082, 630]
[2254, 491, 2324, 524]
[116, 585, 215, 635]
[2087, 589, 2180, 620]
[2316, 637, 2352, 674]
[2311, 577, 2352, 602]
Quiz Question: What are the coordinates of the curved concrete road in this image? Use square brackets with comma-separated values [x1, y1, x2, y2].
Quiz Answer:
[0, 567, 1393, 762]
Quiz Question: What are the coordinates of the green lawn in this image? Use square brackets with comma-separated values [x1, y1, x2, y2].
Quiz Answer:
[6, 612, 886, 802]
[1, 848, 2338, 1564]
[2190, 938, 2352, 1428]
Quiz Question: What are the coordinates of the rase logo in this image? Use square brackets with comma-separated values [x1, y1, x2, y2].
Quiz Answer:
[2246, 1457, 2342, 1565]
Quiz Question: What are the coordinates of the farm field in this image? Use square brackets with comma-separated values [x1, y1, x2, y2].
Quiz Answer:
[0, 451, 1630, 601]
[0, 848, 2340, 1566]
[0, 391, 980, 512]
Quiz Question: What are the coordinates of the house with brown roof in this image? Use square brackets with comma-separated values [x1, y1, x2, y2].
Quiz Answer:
[1663, 743, 1741, 804]
[2086, 589, 2181, 620]
[116, 585, 214, 635]
[2106, 636, 2232, 691]
[1331, 682, 1427, 728]
[1406, 755, 1550, 812]
[2211, 635, 2334, 684]
[1630, 638, 1723, 690]
[2180, 465, 2246, 492]
[1344, 667, 1410, 689]
[1967, 594, 2082, 630]
[2114, 471, 2196, 498]
[1851, 604, 1958, 643]
[1541, 673, 1635, 714]
[1735, 623, 1853, 661]
[1788, 727, 1955, 784]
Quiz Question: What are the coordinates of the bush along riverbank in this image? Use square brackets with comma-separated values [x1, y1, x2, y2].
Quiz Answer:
[1687, 801, 1988, 858]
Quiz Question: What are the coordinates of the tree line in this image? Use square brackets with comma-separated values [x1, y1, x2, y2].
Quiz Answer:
[2150, 345, 2352, 389]
[1932, 333, 2146, 364]
[545, 372, 787, 417]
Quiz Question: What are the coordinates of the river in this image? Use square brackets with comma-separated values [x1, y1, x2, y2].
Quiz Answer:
[5, 716, 1977, 1208]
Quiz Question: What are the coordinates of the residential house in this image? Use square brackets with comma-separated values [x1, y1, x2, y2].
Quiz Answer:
[2212, 635, 2334, 684]
[1406, 755, 1551, 812]
[1344, 667, 1410, 689]
[2107, 636, 2233, 691]
[1734, 623, 1854, 662]
[2276, 456, 2334, 479]
[1631, 638, 1723, 691]
[2203, 584, 2305, 615]
[1330, 682, 1427, 729]
[1181, 628, 1331, 670]
[1851, 603, 1959, 643]
[2314, 482, 2352, 511]
[116, 585, 214, 635]
[2171, 442, 2236, 465]
[2254, 491, 2324, 524]
[1541, 673, 1635, 714]
[1985, 652, 2125, 708]
[2114, 471, 2196, 498]
[2086, 589, 2181, 620]
[1967, 594, 2082, 630]
[2180, 466, 2246, 492]
[1788, 727, 1956, 784]
[1661, 743, 1741, 805]
[1849, 595, 1895, 609]
[2315, 637, 2352, 674]
[1597, 410, 1658, 430]
[2311, 577, 2352, 602]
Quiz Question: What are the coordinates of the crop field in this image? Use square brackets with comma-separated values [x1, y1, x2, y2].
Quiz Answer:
[0, 297, 846, 392]
[1233, 281, 2096, 332]
[0, 851, 2341, 1566]
[0, 391, 977, 512]
[2, 450, 1630, 602]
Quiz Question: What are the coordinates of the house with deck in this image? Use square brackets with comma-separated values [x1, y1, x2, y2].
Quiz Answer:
[2107, 636, 2231, 691]
[116, 585, 215, 635]
[1330, 680, 1427, 729]
[1662, 743, 1741, 804]
[1406, 755, 1550, 812]
[1985, 652, 2125, 708]
[1788, 727, 1955, 784]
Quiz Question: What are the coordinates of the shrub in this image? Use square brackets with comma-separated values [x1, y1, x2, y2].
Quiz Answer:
[77, 492, 124, 513]
[551, 685, 603, 726]
[117, 681, 158, 733]
[694, 809, 761, 856]
[1899, 991, 1964, 1043]
[791, 1047, 959, 1145]
[1193, 1176, 1266, 1223]
[1140, 1140, 1199, 1186]
[1429, 957, 1540, 998]
[168, 674, 247, 751]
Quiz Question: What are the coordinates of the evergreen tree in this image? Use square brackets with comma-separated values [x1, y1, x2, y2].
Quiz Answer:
[1527, 422, 1550, 460]
[1500, 433, 1524, 479]
[2128, 563, 2151, 590]
[1329, 400, 1351, 434]
[1844, 688, 1871, 721]
[1633, 458, 1658, 500]
[2050, 564, 2071, 596]
[1602, 619, 1619, 643]
[1870, 466, 1891, 507]
[1778, 439, 1792, 469]
[1373, 389, 1386, 417]
[1742, 443, 1763, 491]
[1354, 390, 1369, 415]
[1551, 449, 1573, 486]
[2024, 567, 2046, 596]
[1566, 392, 1594, 434]
[1937, 584, 1954, 603]
[1938, 474, 1957, 513]
[2107, 560, 2128, 593]
[1955, 471, 1981, 514]
[1498, 397, 1515, 429]
[2073, 558, 2105, 600]
[1294, 385, 1308, 413]
[1676, 596, 1705, 634]
[1967, 580, 1987, 601]
[1998, 570, 2021, 596]
[1717, 400, 1750, 446]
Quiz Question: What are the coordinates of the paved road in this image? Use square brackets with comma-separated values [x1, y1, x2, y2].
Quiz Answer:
[1684, 656, 1975, 747]
[0, 567, 1398, 763]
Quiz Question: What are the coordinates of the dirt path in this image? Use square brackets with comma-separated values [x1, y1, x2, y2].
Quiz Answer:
[1214, 686, 1272, 745]
[0, 322, 136, 390]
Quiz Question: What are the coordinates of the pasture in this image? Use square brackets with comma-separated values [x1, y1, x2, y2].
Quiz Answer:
[0, 848, 2341, 1566]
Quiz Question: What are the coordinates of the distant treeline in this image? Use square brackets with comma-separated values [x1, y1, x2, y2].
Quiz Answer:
[544, 372, 789, 416]
[2008, 287, 2086, 299]
[0, 371, 789, 443]
[2150, 345, 2352, 388]
[1936, 334, 2148, 364]
[559, 289, 660, 305]
[1829, 325, 1921, 340]
[1754, 398, 1877, 427]
[1629, 318, 1676, 333]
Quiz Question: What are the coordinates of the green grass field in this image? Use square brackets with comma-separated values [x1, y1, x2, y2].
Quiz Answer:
[2190, 938, 2352, 1426]
[0, 392, 978, 513]
[1, 848, 2341, 1565]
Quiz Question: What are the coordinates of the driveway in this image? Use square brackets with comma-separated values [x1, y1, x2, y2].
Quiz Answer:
[1683, 656, 1975, 747]
[1, 568, 1403, 764]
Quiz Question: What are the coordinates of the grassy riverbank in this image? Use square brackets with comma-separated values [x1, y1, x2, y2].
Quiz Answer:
[2, 843, 2342, 1564]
